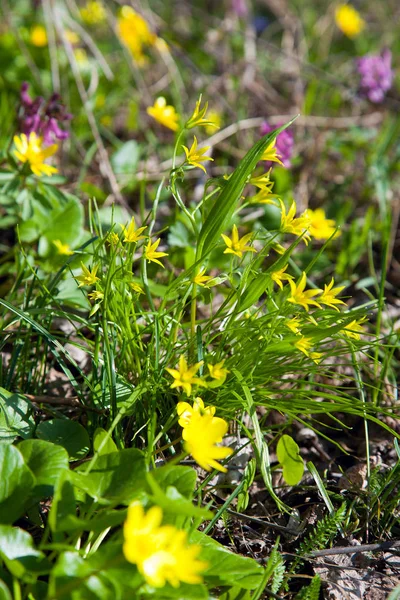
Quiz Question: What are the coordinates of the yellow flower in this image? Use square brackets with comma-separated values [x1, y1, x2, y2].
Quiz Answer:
[13, 133, 58, 177]
[80, 1, 106, 25]
[310, 352, 322, 364]
[279, 200, 311, 241]
[205, 110, 221, 135]
[335, 4, 365, 38]
[261, 139, 283, 165]
[129, 282, 144, 295]
[342, 317, 366, 340]
[123, 502, 207, 588]
[182, 136, 213, 173]
[192, 267, 214, 287]
[30, 25, 47, 47]
[185, 96, 219, 130]
[221, 224, 257, 259]
[121, 217, 147, 244]
[208, 360, 229, 385]
[305, 208, 340, 241]
[76, 262, 100, 287]
[249, 170, 273, 189]
[147, 97, 179, 131]
[286, 316, 302, 335]
[295, 336, 313, 357]
[88, 290, 104, 302]
[65, 30, 79, 45]
[117, 6, 156, 62]
[166, 356, 205, 396]
[249, 186, 279, 205]
[288, 272, 321, 311]
[144, 238, 168, 268]
[177, 397, 216, 428]
[319, 278, 346, 311]
[107, 232, 120, 246]
[74, 48, 89, 66]
[270, 265, 294, 290]
[181, 411, 233, 472]
[53, 240, 73, 256]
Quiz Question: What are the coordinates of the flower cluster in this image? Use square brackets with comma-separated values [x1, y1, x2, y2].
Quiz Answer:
[18, 83, 72, 144]
[166, 356, 230, 395]
[79, 1, 106, 25]
[260, 121, 294, 168]
[177, 397, 233, 472]
[123, 502, 207, 588]
[356, 50, 393, 103]
[117, 6, 157, 63]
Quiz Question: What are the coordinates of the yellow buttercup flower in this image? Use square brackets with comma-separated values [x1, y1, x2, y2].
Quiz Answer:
[221, 224, 256, 259]
[305, 208, 340, 241]
[192, 267, 214, 287]
[288, 272, 321, 311]
[295, 336, 313, 357]
[144, 238, 168, 268]
[147, 97, 179, 132]
[261, 139, 283, 165]
[208, 360, 229, 385]
[181, 410, 233, 472]
[53, 240, 74, 256]
[205, 110, 221, 135]
[166, 356, 205, 396]
[177, 397, 216, 428]
[76, 262, 100, 287]
[30, 25, 47, 47]
[270, 265, 294, 290]
[279, 200, 311, 241]
[117, 6, 156, 62]
[342, 317, 367, 340]
[319, 278, 346, 311]
[185, 96, 219, 130]
[123, 502, 207, 588]
[335, 4, 365, 38]
[13, 133, 58, 177]
[182, 136, 213, 173]
[285, 316, 302, 335]
[80, 1, 106, 25]
[121, 217, 147, 244]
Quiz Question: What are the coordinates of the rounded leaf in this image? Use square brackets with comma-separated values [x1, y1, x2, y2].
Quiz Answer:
[276, 435, 304, 486]
[36, 420, 90, 461]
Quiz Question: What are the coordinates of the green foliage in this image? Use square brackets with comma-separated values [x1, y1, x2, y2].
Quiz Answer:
[277, 435, 304, 486]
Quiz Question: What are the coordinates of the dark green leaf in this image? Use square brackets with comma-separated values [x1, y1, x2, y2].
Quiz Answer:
[18, 439, 69, 494]
[0, 388, 35, 443]
[0, 444, 35, 524]
[36, 419, 90, 460]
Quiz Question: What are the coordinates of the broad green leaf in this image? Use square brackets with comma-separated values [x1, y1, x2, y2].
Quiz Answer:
[18, 439, 69, 494]
[196, 119, 297, 260]
[40, 193, 84, 248]
[93, 428, 118, 456]
[48, 471, 77, 533]
[0, 580, 12, 600]
[277, 435, 304, 486]
[111, 140, 140, 175]
[149, 485, 212, 520]
[0, 525, 50, 579]
[152, 465, 196, 499]
[0, 444, 35, 524]
[0, 388, 35, 443]
[71, 449, 147, 505]
[191, 530, 264, 589]
[36, 419, 90, 461]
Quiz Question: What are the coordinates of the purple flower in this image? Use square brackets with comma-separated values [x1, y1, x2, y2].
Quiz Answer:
[232, 0, 248, 18]
[18, 82, 72, 144]
[260, 121, 294, 168]
[356, 49, 393, 103]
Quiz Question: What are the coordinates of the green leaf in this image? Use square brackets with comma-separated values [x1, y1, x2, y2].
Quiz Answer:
[0, 444, 35, 524]
[111, 140, 140, 175]
[93, 428, 118, 456]
[277, 435, 304, 486]
[40, 193, 84, 248]
[0, 525, 50, 580]
[36, 419, 90, 461]
[48, 471, 77, 533]
[0, 580, 12, 600]
[0, 388, 35, 443]
[18, 439, 69, 494]
[192, 530, 264, 589]
[71, 449, 147, 505]
[196, 119, 297, 260]
[152, 465, 197, 499]
[218, 588, 251, 600]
